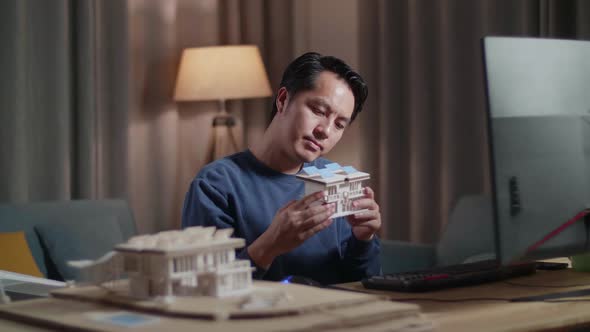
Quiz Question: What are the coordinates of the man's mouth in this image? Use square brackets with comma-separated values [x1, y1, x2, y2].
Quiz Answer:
[304, 137, 323, 151]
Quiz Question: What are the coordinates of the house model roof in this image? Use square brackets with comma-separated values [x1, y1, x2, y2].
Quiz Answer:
[115, 226, 245, 254]
[296, 163, 370, 185]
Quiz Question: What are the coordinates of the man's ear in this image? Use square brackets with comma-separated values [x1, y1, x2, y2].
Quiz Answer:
[275, 87, 289, 115]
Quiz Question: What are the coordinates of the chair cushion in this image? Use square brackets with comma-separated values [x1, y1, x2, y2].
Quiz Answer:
[35, 215, 125, 281]
[0, 231, 44, 277]
[0, 218, 48, 277]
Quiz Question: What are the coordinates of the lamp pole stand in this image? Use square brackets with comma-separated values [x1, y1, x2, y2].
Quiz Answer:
[209, 99, 240, 161]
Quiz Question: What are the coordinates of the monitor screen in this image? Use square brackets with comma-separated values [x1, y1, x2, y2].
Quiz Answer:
[483, 37, 590, 264]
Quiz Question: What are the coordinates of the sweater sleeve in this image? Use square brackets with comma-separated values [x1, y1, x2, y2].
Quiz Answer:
[181, 177, 269, 279]
[338, 218, 382, 281]
[181, 178, 234, 229]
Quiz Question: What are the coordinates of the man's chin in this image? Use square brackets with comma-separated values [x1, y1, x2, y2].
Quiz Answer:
[295, 149, 320, 163]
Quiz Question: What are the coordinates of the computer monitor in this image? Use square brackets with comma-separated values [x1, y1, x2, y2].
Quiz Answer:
[483, 37, 590, 264]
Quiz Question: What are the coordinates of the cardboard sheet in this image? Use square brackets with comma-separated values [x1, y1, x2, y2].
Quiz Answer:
[50, 280, 414, 319]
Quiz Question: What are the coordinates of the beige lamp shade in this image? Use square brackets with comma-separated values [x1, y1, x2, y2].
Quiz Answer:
[173, 45, 272, 101]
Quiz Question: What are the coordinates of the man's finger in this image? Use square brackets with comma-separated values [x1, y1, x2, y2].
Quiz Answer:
[299, 205, 335, 230]
[293, 191, 325, 210]
[364, 186, 375, 199]
[348, 210, 379, 224]
[352, 198, 378, 211]
[298, 203, 333, 221]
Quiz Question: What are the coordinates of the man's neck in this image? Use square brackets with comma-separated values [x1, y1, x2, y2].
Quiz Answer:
[249, 130, 302, 175]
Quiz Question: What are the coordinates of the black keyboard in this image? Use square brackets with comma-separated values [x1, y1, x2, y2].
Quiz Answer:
[362, 260, 536, 292]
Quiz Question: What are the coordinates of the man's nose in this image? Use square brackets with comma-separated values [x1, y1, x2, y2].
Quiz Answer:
[313, 123, 331, 140]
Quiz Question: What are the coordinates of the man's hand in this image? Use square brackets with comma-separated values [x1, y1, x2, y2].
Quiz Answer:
[347, 186, 381, 241]
[248, 191, 335, 269]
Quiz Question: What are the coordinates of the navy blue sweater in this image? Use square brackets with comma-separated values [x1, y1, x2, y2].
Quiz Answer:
[181, 150, 380, 284]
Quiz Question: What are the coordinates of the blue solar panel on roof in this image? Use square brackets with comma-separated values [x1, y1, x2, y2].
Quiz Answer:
[324, 163, 341, 171]
[302, 166, 320, 175]
[318, 169, 336, 179]
[341, 166, 358, 174]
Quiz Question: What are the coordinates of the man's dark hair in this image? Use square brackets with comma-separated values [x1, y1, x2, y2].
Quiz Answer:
[270, 52, 368, 123]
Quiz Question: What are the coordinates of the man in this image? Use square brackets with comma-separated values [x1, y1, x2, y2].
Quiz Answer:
[181, 52, 381, 284]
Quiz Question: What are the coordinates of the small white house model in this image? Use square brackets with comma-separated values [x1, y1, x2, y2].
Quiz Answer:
[71, 226, 254, 299]
[296, 163, 370, 218]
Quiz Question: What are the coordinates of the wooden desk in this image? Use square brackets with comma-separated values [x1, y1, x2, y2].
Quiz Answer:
[338, 268, 590, 332]
[2, 269, 590, 331]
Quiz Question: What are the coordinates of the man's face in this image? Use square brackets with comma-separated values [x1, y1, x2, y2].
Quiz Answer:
[276, 71, 355, 163]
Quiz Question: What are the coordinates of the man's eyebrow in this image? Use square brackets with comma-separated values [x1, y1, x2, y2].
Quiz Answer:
[309, 98, 331, 109]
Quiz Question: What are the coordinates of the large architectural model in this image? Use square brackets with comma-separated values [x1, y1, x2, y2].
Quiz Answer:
[70, 226, 254, 299]
[296, 163, 370, 218]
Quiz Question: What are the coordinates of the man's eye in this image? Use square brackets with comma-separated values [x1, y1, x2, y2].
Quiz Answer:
[335, 123, 346, 130]
[312, 107, 324, 115]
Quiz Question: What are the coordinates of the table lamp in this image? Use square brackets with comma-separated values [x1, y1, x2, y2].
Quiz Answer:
[173, 45, 272, 160]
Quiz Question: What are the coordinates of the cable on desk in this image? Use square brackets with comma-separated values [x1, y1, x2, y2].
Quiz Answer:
[525, 209, 590, 254]
[391, 297, 590, 303]
[543, 299, 590, 303]
[502, 281, 590, 288]
[390, 297, 512, 303]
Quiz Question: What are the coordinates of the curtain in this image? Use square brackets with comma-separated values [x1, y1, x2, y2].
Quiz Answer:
[360, 0, 590, 243]
[0, 0, 128, 203]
